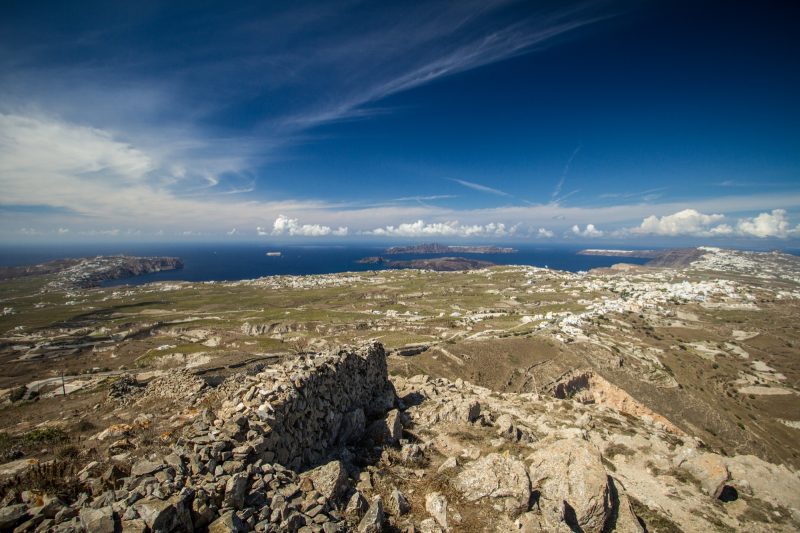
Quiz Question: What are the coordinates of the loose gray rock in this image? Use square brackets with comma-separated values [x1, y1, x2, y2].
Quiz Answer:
[425, 492, 448, 530]
[134, 494, 192, 532]
[528, 438, 611, 533]
[79, 506, 115, 533]
[454, 452, 531, 513]
[121, 518, 148, 532]
[674, 450, 730, 498]
[207, 510, 246, 533]
[301, 460, 348, 504]
[611, 480, 645, 533]
[346, 491, 369, 516]
[358, 496, 384, 533]
[366, 409, 403, 445]
[437, 457, 458, 473]
[0, 504, 28, 530]
[224, 472, 249, 510]
[419, 517, 444, 533]
[389, 489, 410, 516]
[131, 459, 164, 477]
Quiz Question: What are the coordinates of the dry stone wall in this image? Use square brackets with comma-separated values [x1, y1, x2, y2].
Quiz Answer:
[10, 343, 397, 532]
[183, 342, 395, 471]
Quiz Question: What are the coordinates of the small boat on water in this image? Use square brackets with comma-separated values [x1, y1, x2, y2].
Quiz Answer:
[265, 251, 282, 257]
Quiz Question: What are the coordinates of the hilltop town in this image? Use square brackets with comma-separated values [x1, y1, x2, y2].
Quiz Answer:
[0, 247, 798, 532]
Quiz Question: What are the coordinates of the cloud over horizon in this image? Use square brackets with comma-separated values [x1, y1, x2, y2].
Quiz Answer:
[365, 220, 515, 238]
[627, 208, 799, 239]
[0, 2, 798, 245]
[571, 224, 604, 238]
[271, 215, 348, 237]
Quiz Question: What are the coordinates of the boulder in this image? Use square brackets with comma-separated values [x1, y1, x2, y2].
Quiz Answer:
[358, 496, 384, 533]
[301, 460, 348, 504]
[612, 482, 645, 533]
[419, 518, 444, 533]
[437, 457, 458, 473]
[425, 492, 448, 530]
[454, 453, 531, 513]
[674, 450, 730, 498]
[527, 439, 611, 533]
[207, 511, 246, 533]
[724, 454, 800, 509]
[400, 443, 424, 464]
[433, 399, 481, 424]
[34, 495, 65, 519]
[131, 459, 164, 477]
[366, 410, 403, 445]
[79, 506, 115, 533]
[346, 491, 369, 516]
[224, 472, 249, 510]
[389, 489, 410, 516]
[0, 504, 28, 530]
[122, 518, 148, 532]
[134, 494, 193, 532]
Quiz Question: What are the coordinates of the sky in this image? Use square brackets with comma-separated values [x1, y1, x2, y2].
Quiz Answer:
[0, 0, 799, 245]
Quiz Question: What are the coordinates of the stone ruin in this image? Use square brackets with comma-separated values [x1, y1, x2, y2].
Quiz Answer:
[0, 343, 399, 532]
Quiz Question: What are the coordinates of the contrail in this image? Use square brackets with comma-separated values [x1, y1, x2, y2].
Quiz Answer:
[552, 144, 582, 201]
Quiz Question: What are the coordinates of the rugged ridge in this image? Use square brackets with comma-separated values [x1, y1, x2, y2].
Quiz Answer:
[384, 243, 516, 254]
[42, 256, 184, 290]
[356, 256, 495, 271]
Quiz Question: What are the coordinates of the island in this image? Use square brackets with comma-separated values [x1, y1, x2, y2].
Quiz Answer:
[357, 256, 495, 271]
[578, 248, 710, 268]
[384, 243, 516, 254]
[0, 255, 184, 290]
[577, 249, 663, 258]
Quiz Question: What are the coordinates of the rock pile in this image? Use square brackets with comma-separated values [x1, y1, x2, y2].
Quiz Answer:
[1, 343, 396, 532]
[3, 343, 800, 532]
[389, 374, 800, 532]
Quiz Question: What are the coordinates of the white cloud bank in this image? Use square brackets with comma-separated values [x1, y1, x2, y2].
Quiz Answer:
[632, 209, 730, 237]
[630, 208, 799, 238]
[365, 220, 514, 238]
[737, 209, 797, 238]
[537, 227, 554, 238]
[270, 215, 348, 237]
[571, 224, 604, 238]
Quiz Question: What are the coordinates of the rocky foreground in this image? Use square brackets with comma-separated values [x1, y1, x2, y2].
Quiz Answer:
[0, 343, 798, 532]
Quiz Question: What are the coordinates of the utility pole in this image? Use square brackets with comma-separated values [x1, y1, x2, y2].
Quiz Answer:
[61, 370, 66, 397]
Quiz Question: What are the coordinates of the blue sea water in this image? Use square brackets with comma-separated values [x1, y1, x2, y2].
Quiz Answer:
[0, 243, 662, 285]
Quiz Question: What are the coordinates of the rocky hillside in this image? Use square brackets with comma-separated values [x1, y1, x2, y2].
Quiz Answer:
[46, 256, 184, 290]
[0, 343, 798, 532]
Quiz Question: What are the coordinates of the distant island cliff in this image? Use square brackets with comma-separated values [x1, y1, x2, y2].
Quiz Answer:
[0, 256, 183, 290]
[385, 243, 516, 254]
[357, 256, 494, 271]
[578, 248, 707, 268]
[577, 249, 663, 258]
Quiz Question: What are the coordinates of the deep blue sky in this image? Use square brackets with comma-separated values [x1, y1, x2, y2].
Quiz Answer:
[0, 0, 798, 244]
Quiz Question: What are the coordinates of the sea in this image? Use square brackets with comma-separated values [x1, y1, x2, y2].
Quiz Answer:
[0, 243, 662, 286]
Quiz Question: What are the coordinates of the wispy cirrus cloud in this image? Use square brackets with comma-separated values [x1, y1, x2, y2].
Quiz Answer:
[390, 194, 458, 202]
[449, 178, 511, 197]
[0, 0, 611, 229]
